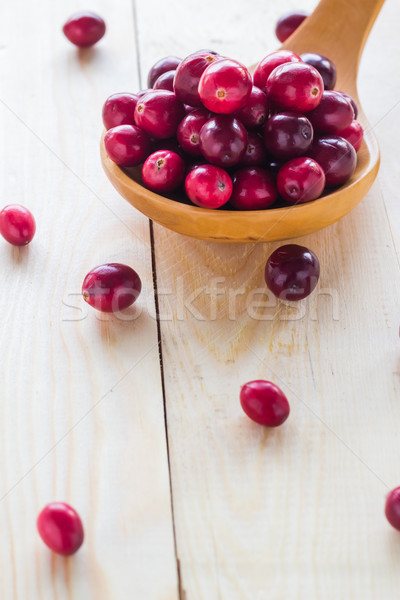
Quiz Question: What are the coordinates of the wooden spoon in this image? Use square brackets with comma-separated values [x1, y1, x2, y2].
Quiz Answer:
[100, 0, 384, 243]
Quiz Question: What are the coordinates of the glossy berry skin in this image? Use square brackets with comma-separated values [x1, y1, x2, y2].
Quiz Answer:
[338, 120, 363, 151]
[153, 70, 176, 91]
[309, 135, 357, 187]
[277, 157, 326, 204]
[82, 263, 142, 313]
[102, 93, 139, 130]
[265, 244, 320, 301]
[147, 56, 181, 88]
[185, 165, 232, 209]
[241, 131, 267, 166]
[231, 168, 277, 210]
[300, 52, 337, 90]
[253, 50, 301, 93]
[0, 204, 36, 246]
[199, 115, 247, 168]
[198, 58, 252, 114]
[275, 11, 309, 43]
[264, 112, 313, 159]
[142, 150, 185, 193]
[134, 90, 185, 139]
[104, 125, 150, 167]
[177, 109, 210, 156]
[37, 503, 84, 556]
[235, 86, 268, 128]
[308, 91, 354, 134]
[240, 380, 290, 427]
[173, 51, 220, 106]
[266, 63, 324, 113]
[385, 487, 400, 531]
[339, 92, 359, 119]
[62, 12, 105, 47]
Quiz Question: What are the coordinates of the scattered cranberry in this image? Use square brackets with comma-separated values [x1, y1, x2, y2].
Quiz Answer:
[277, 157, 326, 204]
[300, 52, 337, 90]
[385, 487, 400, 531]
[308, 91, 354, 134]
[185, 165, 232, 208]
[134, 90, 185, 139]
[82, 263, 142, 313]
[153, 70, 176, 91]
[199, 115, 247, 168]
[240, 380, 290, 427]
[173, 51, 220, 107]
[265, 244, 320, 301]
[147, 56, 181, 88]
[142, 150, 185, 193]
[177, 109, 210, 156]
[230, 168, 277, 210]
[241, 131, 267, 166]
[264, 112, 313, 159]
[235, 86, 268, 128]
[37, 503, 84, 556]
[275, 11, 309, 43]
[0, 204, 36, 246]
[266, 63, 324, 113]
[62, 12, 105, 48]
[253, 50, 301, 93]
[309, 135, 357, 187]
[339, 92, 359, 119]
[198, 58, 252, 114]
[338, 120, 363, 151]
[102, 93, 139, 130]
[104, 124, 150, 167]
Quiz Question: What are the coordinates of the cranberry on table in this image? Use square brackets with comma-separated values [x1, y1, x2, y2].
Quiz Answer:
[265, 244, 320, 301]
[82, 263, 142, 313]
[339, 92, 359, 119]
[309, 135, 357, 186]
[253, 50, 301, 93]
[275, 11, 309, 43]
[102, 93, 139, 130]
[104, 124, 150, 167]
[153, 70, 176, 91]
[338, 120, 364, 151]
[277, 157, 326, 204]
[37, 503, 84, 556]
[173, 51, 220, 106]
[240, 380, 290, 427]
[385, 487, 400, 531]
[147, 56, 181, 88]
[264, 112, 313, 159]
[234, 86, 268, 129]
[300, 52, 337, 90]
[230, 168, 277, 210]
[308, 91, 354, 134]
[142, 150, 185, 193]
[134, 90, 185, 139]
[177, 109, 210, 156]
[62, 12, 105, 47]
[0, 204, 36, 246]
[198, 58, 252, 114]
[199, 115, 247, 168]
[185, 165, 232, 208]
[266, 63, 324, 113]
[241, 131, 267, 167]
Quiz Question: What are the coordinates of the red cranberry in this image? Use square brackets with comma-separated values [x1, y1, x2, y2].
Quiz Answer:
[177, 109, 210, 156]
[102, 93, 138, 130]
[153, 70, 176, 91]
[264, 112, 313, 159]
[37, 503, 84, 555]
[240, 380, 290, 427]
[198, 58, 252, 114]
[0, 204, 36, 246]
[134, 90, 185, 139]
[63, 11, 105, 47]
[241, 131, 268, 166]
[338, 120, 363, 152]
[173, 51, 220, 107]
[253, 50, 301, 93]
[82, 263, 142, 313]
[266, 63, 324, 113]
[385, 487, 400, 531]
[265, 244, 320, 301]
[277, 157, 325, 204]
[147, 56, 181, 88]
[235, 86, 268, 128]
[275, 11, 309, 43]
[309, 135, 357, 187]
[308, 91, 354, 134]
[199, 115, 247, 168]
[339, 92, 359, 119]
[104, 125, 150, 167]
[231, 168, 277, 210]
[300, 53, 337, 90]
[142, 150, 185, 193]
[185, 165, 232, 208]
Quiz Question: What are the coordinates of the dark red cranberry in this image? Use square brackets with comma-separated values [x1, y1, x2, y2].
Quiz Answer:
[173, 51, 220, 106]
[0, 204, 36, 246]
[240, 380, 290, 426]
[275, 11, 309, 43]
[147, 56, 181, 88]
[62, 12, 105, 47]
[266, 63, 324, 113]
[102, 93, 138, 130]
[308, 91, 354, 134]
[142, 150, 185, 193]
[265, 244, 320, 301]
[153, 70, 176, 91]
[177, 109, 210, 156]
[241, 131, 268, 166]
[235, 86, 268, 128]
[198, 58, 252, 113]
[339, 92, 359, 119]
[300, 53, 337, 90]
[104, 125, 150, 167]
[134, 90, 185, 139]
[82, 263, 142, 312]
[385, 487, 400, 531]
[338, 120, 363, 152]
[277, 157, 325, 204]
[37, 503, 84, 555]
[264, 112, 313, 159]
[185, 165, 232, 208]
[253, 50, 301, 93]
[309, 135, 357, 187]
[230, 168, 277, 210]
[199, 115, 247, 168]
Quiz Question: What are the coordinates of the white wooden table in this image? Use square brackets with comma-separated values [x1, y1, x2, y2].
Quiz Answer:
[1, 0, 399, 597]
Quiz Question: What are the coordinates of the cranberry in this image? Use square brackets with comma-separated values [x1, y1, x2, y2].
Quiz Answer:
[82, 263, 142, 313]
[199, 115, 247, 168]
[240, 380, 290, 427]
[104, 125, 150, 167]
[339, 92, 359, 119]
[241, 131, 268, 166]
[173, 51, 220, 106]
[102, 93, 138, 130]
[153, 70, 176, 91]
[142, 150, 185, 192]
[198, 58, 252, 114]
[230, 168, 277, 210]
[308, 91, 354, 134]
[265, 244, 320, 301]
[309, 135, 357, 187]
[235, 86, 268, 128]
[300, 53, 337, 90]
[0, 204, 36, 246]
[63, 12, 105, 47]
[275, 11, 309, 43]
[264, 112, 313, 159]
[338, 120, 363, 152]
[147, 56, 181, 88]
[253, 50, 301, 93]
[37, 503, 84, 556]
[385, 487, 400, 531]
[266, 63, 324, 113]
[185, 165, 232, 208]
[177, 109, 210, 156]
[134, 90, 185, 139]
[277, 157, 326, 204]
